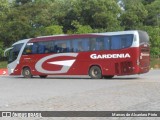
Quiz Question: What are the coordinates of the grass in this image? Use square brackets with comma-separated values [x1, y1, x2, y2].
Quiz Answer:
[0, 59, 159, 69]
[0, 61, 7, 69]
[150, 58, 160, 69]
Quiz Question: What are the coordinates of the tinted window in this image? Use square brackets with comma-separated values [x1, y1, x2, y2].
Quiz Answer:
[54, 40, 70, 53]
[89, 38, 96, 51]
[111, 36, 122, 50]
[23, 34, 133, 55]
[104, 37, 110, 50]
[23, 41, 55, 54]
[110, 34, 133, 50]
[95, 38, 104, 50]
[23, 43, 34, 54]
[23, 40, 72, 54]
[8, 43, 24, 63]
[71, 39, 89, 52]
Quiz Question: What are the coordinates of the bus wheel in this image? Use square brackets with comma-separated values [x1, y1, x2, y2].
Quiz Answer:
[39, 75, 47, 78]
[89, 66, 102, 79]
[103, 75, 114, 79]
[22, 67, 32, 78]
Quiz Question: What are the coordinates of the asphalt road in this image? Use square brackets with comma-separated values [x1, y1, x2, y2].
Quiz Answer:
[0, 69, 160, 120]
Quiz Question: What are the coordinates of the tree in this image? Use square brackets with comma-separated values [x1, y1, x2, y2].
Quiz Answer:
[143, 0, 160, 26]
[142, 0, 156, 5]
[60, 0, 122, 32]
[71, 20, 93, 34]
[16, 0, 33, 5]
[142, 0, 160, 57]
[0, 0, 159, 57]
[44, 25, 63, 35]
[0, 0, 12, 53]
[120, 0, 148, 30]
[139, 25, 160, 57]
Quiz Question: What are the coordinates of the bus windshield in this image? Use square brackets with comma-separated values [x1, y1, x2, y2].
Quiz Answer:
[8, 43, 24, 63]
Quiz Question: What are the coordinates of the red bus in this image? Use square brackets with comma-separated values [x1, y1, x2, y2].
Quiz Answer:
[5, 30, 150, 79]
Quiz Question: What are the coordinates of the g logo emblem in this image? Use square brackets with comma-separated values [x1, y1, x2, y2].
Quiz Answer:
[35, 53, 78, 74]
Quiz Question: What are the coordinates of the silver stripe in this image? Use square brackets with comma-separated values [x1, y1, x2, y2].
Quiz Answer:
[35, 53, 78, 74]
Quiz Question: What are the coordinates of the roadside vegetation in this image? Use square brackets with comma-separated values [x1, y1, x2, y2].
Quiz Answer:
[150, 58, 160, 69]
[0, 61, 7, 69]
[0, 0, 159, 64]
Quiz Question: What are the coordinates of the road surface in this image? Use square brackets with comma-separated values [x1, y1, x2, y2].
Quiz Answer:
[0, 69, 159, 119]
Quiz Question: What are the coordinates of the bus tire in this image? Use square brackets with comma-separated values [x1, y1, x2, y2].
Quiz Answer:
[103, 75, 114, 79]
[39, 75, 47, 78]
[22, 67, 32, 78]
[89, 66, 102, 79]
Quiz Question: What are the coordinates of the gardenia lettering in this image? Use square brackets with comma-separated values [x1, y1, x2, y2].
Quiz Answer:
[90, 53, 131, 59]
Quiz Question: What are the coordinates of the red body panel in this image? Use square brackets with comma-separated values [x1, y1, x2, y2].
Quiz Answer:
[11, 47, 150, 76]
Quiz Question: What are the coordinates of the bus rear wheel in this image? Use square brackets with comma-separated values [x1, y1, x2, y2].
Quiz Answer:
[89, 66, 102, 79]
[22, 67, 32, 78]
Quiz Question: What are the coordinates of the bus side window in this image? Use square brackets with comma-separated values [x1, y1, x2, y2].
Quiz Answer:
[82, 39, 89, 51]
[53, 45, 58, 53]
[89, 38, 96, 51]
[54, 42, 60, 53]
[44, 41, 52, 53]
[72, 40, 78, 52]
[70, 40, 76, 52]
[48, 41, 55, 53]
[121, 37, 127, 48]
[61, 43, 67, 53]
[72, 40, 83, 52]
[57, 43, 62, 53]
[53, 41, 70, 53]
[111, 36, 122, 50]
[38, 44, 45, 54]
[32, 43, 38, 54]
[23, 45, 32, 54]
[126, 35, 133, 47]
[121, 35, 133, 49]
[104, 37, 110, 50]
[77, 42, 82, 51]
[96, 38, 104, 50]
[63, 40, 70, 52]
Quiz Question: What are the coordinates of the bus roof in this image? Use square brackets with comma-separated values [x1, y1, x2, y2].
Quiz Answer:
[12, 30, 144, 44]
[30, 30, 141, 43]
[30, 34, 102, 42]
[93, 30, 140, 36]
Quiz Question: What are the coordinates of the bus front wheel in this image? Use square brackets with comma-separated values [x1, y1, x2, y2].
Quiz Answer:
[22, 67, 32, 78]
[89, 66, 102, 79]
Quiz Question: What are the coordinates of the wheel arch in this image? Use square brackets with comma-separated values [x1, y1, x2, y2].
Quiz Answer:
[88, 64, 103, 76]
[21, 66, 33, 75]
